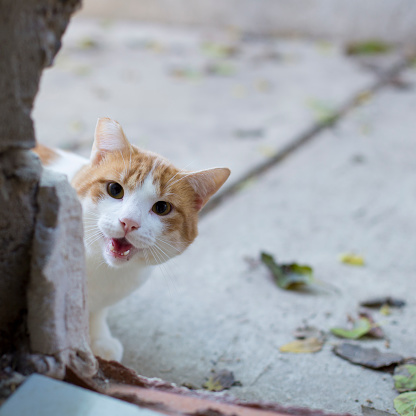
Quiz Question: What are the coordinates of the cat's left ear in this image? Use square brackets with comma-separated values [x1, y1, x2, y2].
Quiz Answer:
[91, 117, 131, 165]
[186, 168, 231, 211]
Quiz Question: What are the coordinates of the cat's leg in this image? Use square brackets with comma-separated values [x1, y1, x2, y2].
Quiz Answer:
[89, 308, 123, 361]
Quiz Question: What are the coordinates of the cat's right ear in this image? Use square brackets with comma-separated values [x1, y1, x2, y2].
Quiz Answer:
[90, 117, 131, 165]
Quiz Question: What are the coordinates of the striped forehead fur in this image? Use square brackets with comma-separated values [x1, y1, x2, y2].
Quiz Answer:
[73, 145, 193, 202]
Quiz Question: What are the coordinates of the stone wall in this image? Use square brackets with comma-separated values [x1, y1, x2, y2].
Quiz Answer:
[0, 0, 96, 378]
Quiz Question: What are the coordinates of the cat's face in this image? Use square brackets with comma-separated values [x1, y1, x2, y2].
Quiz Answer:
[72, 118, 230, 268]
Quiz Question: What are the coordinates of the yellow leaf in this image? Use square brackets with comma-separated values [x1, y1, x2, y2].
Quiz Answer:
[339, 253, 365, 266]
[279, 337, 323, 353]
[380, 304, 391, 316]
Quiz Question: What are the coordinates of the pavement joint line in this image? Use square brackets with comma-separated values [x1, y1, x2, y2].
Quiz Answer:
[201, 56, 412, 218]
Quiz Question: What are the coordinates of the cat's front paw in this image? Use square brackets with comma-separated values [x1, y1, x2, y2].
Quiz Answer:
[91, 336, 123, 361]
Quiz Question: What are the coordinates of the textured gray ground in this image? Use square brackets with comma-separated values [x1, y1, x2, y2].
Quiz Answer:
[34, 16, 416, 415]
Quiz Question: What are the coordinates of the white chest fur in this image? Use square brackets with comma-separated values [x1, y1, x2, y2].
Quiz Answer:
[86, 257, 152, 313]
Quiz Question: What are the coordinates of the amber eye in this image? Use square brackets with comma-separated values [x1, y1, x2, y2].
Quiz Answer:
[152, 201, 172, 216]
[107, 182, 124, 199]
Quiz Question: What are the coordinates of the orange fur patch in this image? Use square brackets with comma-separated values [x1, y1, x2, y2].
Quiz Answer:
[33, 144, 58, 165]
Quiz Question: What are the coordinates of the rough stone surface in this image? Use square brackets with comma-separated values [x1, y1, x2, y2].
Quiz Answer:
[28, 169, 96, 377]
[0, 0, 81, 151]
[0, 151, 41, 351]
[0, 0, 96, 379]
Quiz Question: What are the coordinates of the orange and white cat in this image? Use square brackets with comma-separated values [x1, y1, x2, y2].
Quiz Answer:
[34, 117, 230, 361]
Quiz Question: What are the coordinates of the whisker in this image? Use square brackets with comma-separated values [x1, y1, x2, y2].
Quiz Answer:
[84, 232, 103, 247]
[143, 248, 150, 267]
[165, 171, 197, 192]
[163, 161, 194, 191]
[154, 243, 171, 263]
[155, 237, 182, 254]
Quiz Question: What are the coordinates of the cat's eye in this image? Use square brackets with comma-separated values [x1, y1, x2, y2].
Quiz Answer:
[107, 182, 124, 199]
[152, 201, 172, 216]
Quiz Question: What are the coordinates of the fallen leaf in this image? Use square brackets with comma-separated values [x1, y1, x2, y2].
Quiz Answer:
[203, 370, 237, 392]
[73, 65, 92, 76]
[260, 252, 314, 290]
[331, 318, 372, 339]
[380, 304, 391, 316]
[78, 37, 99, 50]
[293, 326, 324, 340]
[339, 253, 365, 266]
[361, 405, 397, 416]
[280, 337, 324, 354]
[360, 297, 406, 308]
[306, 98, 337, 125]
[346, 40, 391, 55]
[170, 67, 201, 79]
[355, 90, 373, 105]
[258, 145, 276, 158]
[394, 365, 416, 393]
[394, 392, 416, 416]
[358, 310, 384, 339]
[201, 42, 240, 59]
[204, 62, 236, 76]
[333, 343, 403, 369]
[235, 177, 257, 192]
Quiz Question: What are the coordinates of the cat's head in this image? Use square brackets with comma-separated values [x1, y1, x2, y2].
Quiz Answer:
[73, 117, 230, 268]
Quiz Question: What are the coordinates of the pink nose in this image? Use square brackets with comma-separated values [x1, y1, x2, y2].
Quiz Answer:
[119, 218, 140, 234]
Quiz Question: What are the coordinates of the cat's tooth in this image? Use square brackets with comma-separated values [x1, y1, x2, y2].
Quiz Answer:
[122, 249, 130, 256]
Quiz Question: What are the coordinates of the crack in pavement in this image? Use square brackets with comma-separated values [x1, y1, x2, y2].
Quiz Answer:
[202, 56, 412, 218]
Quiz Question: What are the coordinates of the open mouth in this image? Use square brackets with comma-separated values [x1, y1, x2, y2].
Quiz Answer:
[106, 237, 134, 260]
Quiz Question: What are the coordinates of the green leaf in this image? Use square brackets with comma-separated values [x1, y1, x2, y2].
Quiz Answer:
[394, 365, 416, 393]
[331, 318, 372, 339]
[346, 40, 391, 56]
[394, 392, 416, 416]
[260, 252, 314, 289]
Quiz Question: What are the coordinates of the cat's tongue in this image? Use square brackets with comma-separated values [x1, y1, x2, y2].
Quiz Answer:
[108, 238, 133, 258]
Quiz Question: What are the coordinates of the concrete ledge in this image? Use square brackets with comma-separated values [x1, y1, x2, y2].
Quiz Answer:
[79, 0, 416, 45]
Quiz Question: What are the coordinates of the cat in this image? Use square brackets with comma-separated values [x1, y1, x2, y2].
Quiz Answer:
[34, 117, 230, 361]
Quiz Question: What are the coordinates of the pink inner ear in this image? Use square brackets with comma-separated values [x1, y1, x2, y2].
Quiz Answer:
[195, 196, 205, 211]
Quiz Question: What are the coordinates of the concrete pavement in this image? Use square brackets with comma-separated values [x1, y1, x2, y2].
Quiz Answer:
[33, 15, 416, 416]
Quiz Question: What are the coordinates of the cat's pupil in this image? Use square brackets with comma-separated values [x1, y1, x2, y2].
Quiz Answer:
[155, 201, 167, 213]
[107, 182, 124, 199]
[152, 201, 171, 216]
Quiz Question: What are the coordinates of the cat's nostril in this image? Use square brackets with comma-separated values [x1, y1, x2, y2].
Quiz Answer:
[119, 218, 140, 233]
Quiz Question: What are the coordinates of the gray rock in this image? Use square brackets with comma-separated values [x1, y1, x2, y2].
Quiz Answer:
[28, 168, 96, 377]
